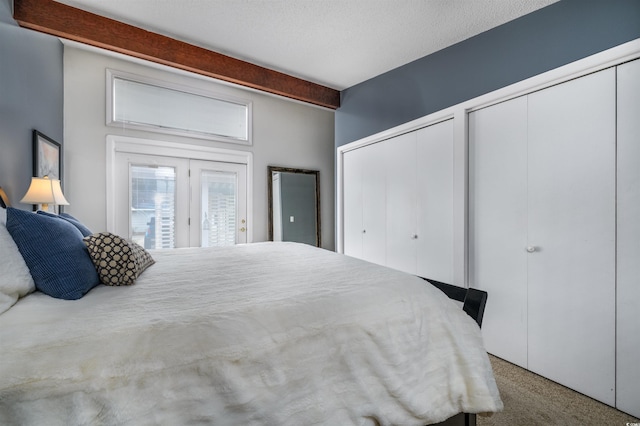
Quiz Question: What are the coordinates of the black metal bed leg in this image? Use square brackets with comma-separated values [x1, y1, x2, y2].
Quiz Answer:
[465, 413, 476, 426]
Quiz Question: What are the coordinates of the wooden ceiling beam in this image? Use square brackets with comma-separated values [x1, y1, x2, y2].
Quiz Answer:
[13, 0, 340, 109]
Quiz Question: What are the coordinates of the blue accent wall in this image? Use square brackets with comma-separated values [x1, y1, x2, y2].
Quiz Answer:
[336, 0, 640, 147]
[0, 0, 63, 208]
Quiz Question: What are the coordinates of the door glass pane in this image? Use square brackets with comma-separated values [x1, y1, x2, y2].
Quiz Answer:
[131, 165, 176, 249]
[201, 170, 237, 247]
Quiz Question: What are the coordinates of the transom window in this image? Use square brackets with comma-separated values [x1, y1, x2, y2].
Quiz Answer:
[107, 69, 252, 145]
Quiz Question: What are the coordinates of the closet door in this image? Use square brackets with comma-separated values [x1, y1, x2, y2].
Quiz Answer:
[616, 58, 640, 418]
[416, 119, 454, 283]
[386, 132, 417, 273]
[469, 96, 529, 369]
[361, 142, 388, 265]
[527, 69, 616, 405]
[343, 143, 387, 265]
[342, 148, 364, 258]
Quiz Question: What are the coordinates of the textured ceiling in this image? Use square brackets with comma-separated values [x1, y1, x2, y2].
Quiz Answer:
[53, 0, 558, 90]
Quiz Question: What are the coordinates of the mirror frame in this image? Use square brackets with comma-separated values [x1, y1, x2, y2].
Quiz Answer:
[267, 166, 321, 247]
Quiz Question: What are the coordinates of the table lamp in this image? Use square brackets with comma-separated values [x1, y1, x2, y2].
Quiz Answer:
[20, 176, 70, 212]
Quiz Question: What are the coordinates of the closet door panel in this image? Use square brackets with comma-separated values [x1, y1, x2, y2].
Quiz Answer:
[343, 148, 364, 259]
[416, 119, 454, 283]
[468, 96, 529, 368]
[527, 69, 616, 405]
[386, 132, 417, 273]
[361, 141, 388, 266]
[616, 58, 640, 418]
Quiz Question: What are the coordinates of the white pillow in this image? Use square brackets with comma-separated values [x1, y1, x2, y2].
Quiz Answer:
[0, 218, 35, 314]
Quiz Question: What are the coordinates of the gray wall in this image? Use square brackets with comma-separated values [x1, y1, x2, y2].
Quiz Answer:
[63, 45, 335, 249]
[336, 0, 640, 147]
[0, 0, 63, 207]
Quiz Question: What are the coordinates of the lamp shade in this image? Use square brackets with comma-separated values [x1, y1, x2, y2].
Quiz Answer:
[21, 176, 70, 209]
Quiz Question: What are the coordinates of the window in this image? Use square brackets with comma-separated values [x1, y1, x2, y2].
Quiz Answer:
[107, 70, 252, 145]
[199, 169, 238, 247]
[130, 165, 177, 249]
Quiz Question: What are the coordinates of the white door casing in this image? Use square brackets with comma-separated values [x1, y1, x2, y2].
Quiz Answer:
[615, 58, 640, 418]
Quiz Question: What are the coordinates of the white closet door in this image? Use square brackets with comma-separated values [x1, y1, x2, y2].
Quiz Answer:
[415, 119, 454, 283]
[386, 132, 417, 273]
[361, 141, 387, 265]
[343, 143, 387, 265]
[527, 68, 616, 405]
[343, 148, 365, 259]
[469, 96, 529, 368]
[616, 58, 640, 418]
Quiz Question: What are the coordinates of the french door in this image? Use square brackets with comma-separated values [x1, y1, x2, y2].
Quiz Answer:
[190, 160, 247, 247]
[113, 153, 247, 248]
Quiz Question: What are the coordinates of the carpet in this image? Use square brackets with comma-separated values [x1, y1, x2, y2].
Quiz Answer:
[478, 355, 640, 426]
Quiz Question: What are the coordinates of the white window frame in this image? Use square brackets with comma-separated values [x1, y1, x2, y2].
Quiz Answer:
[106, 69, 253, 145]
[106, 135, 253, 243]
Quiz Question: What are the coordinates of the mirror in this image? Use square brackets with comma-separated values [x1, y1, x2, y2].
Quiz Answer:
[268, 166, 321, 247]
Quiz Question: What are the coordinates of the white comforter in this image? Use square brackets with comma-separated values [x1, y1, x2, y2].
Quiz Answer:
[0, 242, 501, 425]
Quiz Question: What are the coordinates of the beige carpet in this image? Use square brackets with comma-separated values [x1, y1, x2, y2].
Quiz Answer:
[478, 355, 640, 426]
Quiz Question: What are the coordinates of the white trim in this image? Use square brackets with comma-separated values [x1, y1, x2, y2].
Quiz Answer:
[452, 109, 468, 286]
[338, 109, 457, 154]
[106, 69, 253, 145]
[336, 38, 640, 285]
[106, 135, 253, 243]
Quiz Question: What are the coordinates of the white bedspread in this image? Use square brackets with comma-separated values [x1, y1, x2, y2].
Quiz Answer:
[0, 242, 501, 425]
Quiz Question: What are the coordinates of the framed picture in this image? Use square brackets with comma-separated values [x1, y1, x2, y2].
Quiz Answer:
[0, 187, 10, 208]
[33, 130, 62, 181]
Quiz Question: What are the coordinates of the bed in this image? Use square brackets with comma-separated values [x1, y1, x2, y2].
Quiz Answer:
[0, 205, 502, 425]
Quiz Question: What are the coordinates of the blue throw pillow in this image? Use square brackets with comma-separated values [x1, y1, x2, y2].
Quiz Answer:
[6, 207, 99, 300]
[37, 210, 93, 237]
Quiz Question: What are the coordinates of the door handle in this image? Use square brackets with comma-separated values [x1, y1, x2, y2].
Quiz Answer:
[526, 246, 537, 253]
[240, 227, 246, 232]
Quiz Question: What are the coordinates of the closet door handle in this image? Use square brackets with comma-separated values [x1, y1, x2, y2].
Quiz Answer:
[411, 234, 418, 240]
[526, 246, 537, 253]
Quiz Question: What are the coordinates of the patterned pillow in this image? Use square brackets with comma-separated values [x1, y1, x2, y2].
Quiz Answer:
[83, 232, 155, 286]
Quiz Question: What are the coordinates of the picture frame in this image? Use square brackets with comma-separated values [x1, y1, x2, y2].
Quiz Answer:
[32, 130, 64, 213]
[33, 130, 62, 181]
[0, 187, 10, 208]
